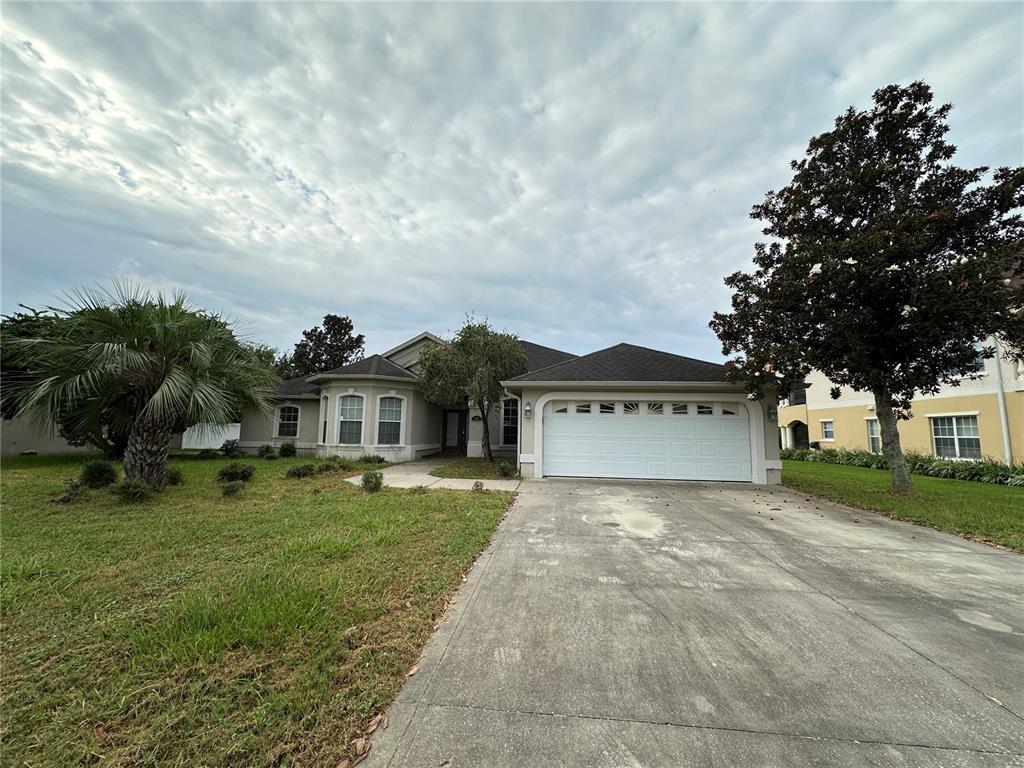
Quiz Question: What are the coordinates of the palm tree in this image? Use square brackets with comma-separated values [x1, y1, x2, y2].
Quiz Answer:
[5, 284, 278, 488]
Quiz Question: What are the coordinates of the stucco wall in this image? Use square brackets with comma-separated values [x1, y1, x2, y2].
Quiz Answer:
[466, 403, 516, 459]
[239, 399, 319, 455]
[1, 417, 96, 456]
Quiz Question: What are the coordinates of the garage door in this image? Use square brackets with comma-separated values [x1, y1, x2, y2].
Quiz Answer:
[543, 399, 752, 482]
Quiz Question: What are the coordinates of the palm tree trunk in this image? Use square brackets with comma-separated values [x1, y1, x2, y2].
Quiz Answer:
[123, 418, 173, 489]
[873, 389, 912, 493]
[479, 403, 494, 462]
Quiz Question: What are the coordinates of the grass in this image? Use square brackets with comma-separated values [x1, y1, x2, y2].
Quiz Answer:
[0, 453, 511, 767]
[782, 460, 1024, 551]
[429, 457, 518, 480]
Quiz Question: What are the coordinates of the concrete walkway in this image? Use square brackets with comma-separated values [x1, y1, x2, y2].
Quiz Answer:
[345, 456, 522, 491]
[363, 478, 1024, 767]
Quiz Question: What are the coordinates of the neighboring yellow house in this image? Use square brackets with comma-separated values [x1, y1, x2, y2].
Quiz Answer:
[779, 340, 1024, 464]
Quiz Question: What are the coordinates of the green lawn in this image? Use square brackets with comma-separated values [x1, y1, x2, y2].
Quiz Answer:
[1, 454, 511, 767]
[429, 457, 518, 480]
[782, 460, 1024, 551]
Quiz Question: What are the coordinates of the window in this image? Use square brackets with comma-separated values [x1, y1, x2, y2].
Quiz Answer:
[721, 405, 737, 416]
[321, 397, 328, 443]
[647, 402, 664, 415]
[552, 401, 568, 414]
[502, 399, 518, 445]
[575, 403, 591, 414]
[696, 404, 713, 415]
[867, 419, 880, 454]
[788, 388, 807, 406]
[337, 395, 363, 445]
[623, 402, 640, 415]
[377, 397, 403, 445]
[599, 402, 615, 414]
[671, 403, 688, 415]
[931, 415, 981, 459]
[821, 420, 834, 440]
[276, 405, 299, 438]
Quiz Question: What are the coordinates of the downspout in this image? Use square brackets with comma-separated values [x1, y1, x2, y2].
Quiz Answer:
[992, 337, 1013, 464]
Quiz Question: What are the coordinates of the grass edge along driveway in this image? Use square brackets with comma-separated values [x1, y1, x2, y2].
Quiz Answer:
[782, 459, 1023, 552]
[1, 454, 513, 767]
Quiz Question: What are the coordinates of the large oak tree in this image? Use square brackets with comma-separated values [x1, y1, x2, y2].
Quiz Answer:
[710, 82, 1023, 492]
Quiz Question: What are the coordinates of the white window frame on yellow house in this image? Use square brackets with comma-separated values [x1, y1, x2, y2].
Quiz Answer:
[820, 419, 834, 442]
[864, 417, 880, 454]
[929, 412, 982, 460]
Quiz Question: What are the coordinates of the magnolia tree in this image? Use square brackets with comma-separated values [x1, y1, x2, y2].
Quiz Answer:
[710, 82, 1023, 492]
[417, 320, 528, 462]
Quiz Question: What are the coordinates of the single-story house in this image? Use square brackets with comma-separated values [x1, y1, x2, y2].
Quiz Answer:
[239, 331, 781, 484]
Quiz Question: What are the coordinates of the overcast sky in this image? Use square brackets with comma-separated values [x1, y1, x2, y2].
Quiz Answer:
[2, 2, 1021, 361]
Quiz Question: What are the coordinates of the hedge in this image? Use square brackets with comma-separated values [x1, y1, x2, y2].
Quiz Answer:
[780, 447, 1024, 487]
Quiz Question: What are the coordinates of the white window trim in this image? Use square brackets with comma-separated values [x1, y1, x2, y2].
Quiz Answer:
[374, 393, 407, 447]
[819, 419, 835, 442]
[320, 396, 329, 445]
[500, 398, 519, 447]
[336, 393, 366, 446]
[274, 403, 301, 439]
[865, 418, 881, 454]
[929, 413, 981, 460]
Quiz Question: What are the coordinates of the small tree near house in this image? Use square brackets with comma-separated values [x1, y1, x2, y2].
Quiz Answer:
[710, 82, 1023, 493]
[417, 321, 528, 462]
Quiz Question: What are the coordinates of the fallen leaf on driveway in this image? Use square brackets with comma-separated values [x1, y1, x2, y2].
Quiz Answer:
[366, 713, 384, 734]
[406, 664, 419, 677]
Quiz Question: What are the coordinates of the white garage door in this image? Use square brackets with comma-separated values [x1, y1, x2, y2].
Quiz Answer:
[543, 399, 752, 482]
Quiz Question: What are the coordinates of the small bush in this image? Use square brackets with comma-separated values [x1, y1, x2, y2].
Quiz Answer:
[217, 463, 256, 483]
[221, 480, 246, 497]
[361, 470, 383, 493]
[318, 457, 356, 473]
[220, 439, 244, 458]
[113, 479, 153, 504]
[165, 466, 184, 486]
[471, 480, 486, 493]
[257, 444, 277, 459]
[496, 460, 516, 479]
[286, 464, 317, 479]
[278, 442, 297, 458]
[52, 479, 84, 504]
[196, 449, 219, 460]
[359, 454, 386, 465]
[81, 459, 118, 489]
[780, 447, 1024, 486]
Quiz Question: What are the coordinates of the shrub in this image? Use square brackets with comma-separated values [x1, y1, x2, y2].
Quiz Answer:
[318, 457, 356, 473]
[286, 464, 317, 479]
[496, 460, 516, 479]
[81, 459, 118, 489]
[408, 485, 429, 495]
[278, 442, 297, 458]
[221, 480, 246, 497]
[257, 444, 277, 459]
[359, 454, 386, 464]
[52, 479, 84, 504]
[113, 479, 153, 504]
[196, 449, 219, 460]
[217, 463, 256, 483]
[361, 470, 383, 493]
[471, 480, 486, 493]
[165, 466, 184, 486]
[220, 439, 244, 458]
[781, 447, 1024, 486]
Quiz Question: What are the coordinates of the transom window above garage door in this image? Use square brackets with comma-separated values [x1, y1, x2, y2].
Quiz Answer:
[549, 401, 746, 417]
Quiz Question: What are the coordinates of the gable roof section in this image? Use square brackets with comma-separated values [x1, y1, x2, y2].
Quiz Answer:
[275, 375, 321, 398]
[316, 354, 416, 379]
[380, 331, 444, 361]
[520, 340, 577, 372]
[509, 343, 727, 383]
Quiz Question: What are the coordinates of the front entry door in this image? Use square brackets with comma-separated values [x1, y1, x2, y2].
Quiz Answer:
[442, 409, 467, 452]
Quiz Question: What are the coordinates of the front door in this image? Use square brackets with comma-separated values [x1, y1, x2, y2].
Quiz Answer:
[442, 409, 467, 452]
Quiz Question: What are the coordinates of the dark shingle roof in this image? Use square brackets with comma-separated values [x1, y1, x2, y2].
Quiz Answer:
[520, 340, 577, 372]
[510, 343, 727, 383]
[320, 354, 416, 379]
[275, 376, 321, 397]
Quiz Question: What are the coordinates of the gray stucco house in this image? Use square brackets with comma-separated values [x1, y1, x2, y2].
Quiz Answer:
[239, 331, 780, 484]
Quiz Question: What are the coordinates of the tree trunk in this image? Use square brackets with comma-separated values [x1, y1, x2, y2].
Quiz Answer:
[873, 389, 912, 493]
[478, 403, 494, 462]
[123, 418, 173, 489]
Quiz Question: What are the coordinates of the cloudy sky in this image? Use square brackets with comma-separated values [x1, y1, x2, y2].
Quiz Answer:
[2, 2, 1021, 361]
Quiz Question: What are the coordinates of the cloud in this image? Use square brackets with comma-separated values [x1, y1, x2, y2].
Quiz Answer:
[2, 2, 1021, 359]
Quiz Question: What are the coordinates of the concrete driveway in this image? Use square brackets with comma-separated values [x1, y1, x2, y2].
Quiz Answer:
[364, 479, 1024, 767]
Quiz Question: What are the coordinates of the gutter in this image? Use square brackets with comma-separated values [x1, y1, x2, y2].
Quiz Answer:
[499, 380, 744, 390]
[992, 337, 1013, 464]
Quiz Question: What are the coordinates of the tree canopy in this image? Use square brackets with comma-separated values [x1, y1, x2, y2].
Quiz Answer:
[417, 320, 528, 462]
[3, 284, 278, 488]
[276, 314, 365, 378]
[710, 82, 1023, 491]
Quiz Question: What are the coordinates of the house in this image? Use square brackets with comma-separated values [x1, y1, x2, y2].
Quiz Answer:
[239, 331, 781, 484]
[778, 339, 1024, 463]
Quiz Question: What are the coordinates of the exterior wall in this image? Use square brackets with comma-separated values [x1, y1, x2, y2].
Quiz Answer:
[385, 337, 438, 374]
[239, 399, 320, 456]
[466, 404, 516, 459]
[1, 417, 96, 456]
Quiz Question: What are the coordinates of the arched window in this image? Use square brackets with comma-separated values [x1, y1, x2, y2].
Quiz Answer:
[337, 395, 364, 445]
[377, 396, 403, 445]
[276, 405, 299, 438]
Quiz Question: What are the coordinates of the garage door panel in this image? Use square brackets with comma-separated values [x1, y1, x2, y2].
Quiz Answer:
[622, 440, 644, 457]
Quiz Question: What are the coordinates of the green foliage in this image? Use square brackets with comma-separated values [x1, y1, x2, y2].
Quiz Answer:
[220, 480, 246, 497]
[80, 459, 118, 489]
[278, 442, 297, 458]
[112, 479, 153, 504]
[358, 454, 386, 464]
[286, 464, 317, 479]
[495, 460, 517, 479]
[318, 456, 356, 473]
[361, 470, 383, 493]
[278, 314, 365, 378]
[220, 439, 244, 458]
[257, 444, 277, 459]
[780, 447, 1024, 486]
[217, 463, 256, 483]
[196, 449, 219, 460]
[51, 478, 84, 504]
[165, 467, 184, 486]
